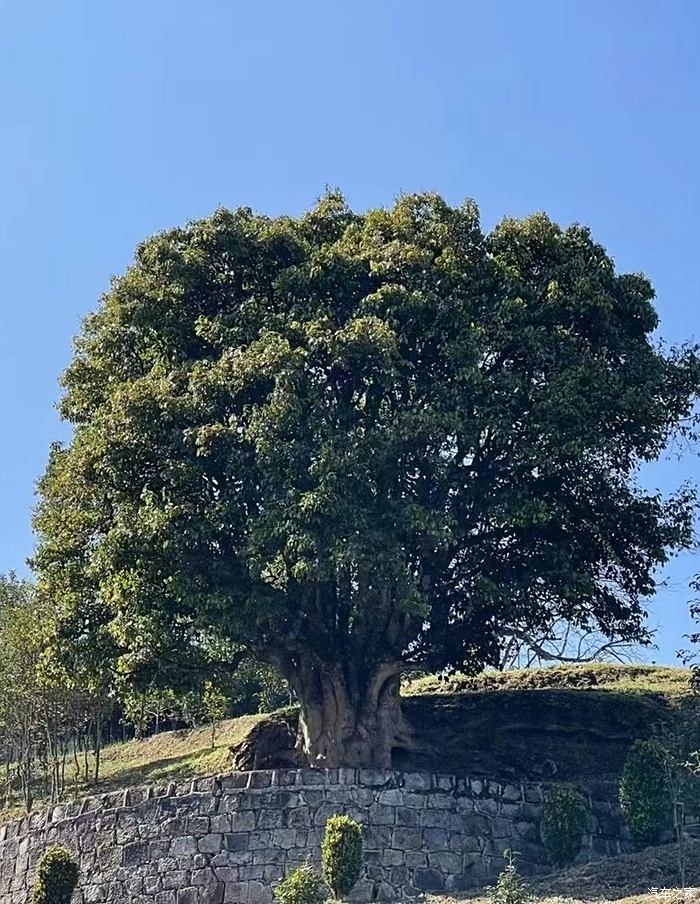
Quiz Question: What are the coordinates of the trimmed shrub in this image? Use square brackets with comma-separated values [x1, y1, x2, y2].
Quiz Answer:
[540, 786, 588, 868]
[322, 814, 363, 900]
[33, 846, 79, 904]
[490, 849, 531, 904]
[620, 739, 672, 848]
[274, 865, 326, 904]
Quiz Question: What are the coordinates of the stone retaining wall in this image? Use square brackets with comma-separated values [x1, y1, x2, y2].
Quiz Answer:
[0, 769, 628, 904]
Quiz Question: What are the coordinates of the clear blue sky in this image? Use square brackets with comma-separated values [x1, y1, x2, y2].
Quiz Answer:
[1, 1, 698, 663]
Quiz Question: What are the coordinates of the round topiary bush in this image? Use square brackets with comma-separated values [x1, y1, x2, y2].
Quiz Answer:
[540, 786, 588, 868]
[274, 864, 326, 904]
[32, 846, 79, 904]
[322, 814, 363, 900]
[619, 739, 671, 848]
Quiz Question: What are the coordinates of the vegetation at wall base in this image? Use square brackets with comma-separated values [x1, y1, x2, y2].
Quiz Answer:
[322, 814, 363, 900]
[540, 786, 588, 868]
[620, 739, 672, 848]
[273, 864, 326, 904]
[32, 846, 79, 904]
[489, 849, 532, 904]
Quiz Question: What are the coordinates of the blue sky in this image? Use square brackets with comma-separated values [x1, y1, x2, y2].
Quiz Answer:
[1, 1, 698, 663]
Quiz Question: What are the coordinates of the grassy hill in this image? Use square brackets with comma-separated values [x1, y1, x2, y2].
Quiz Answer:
[1, 663, 693, 825]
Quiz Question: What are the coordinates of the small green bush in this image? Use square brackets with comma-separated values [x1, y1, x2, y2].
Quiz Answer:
[490, 849, 531, 904]
[322, 814, 363, 900]
[33, 846, 79, 904]
[540, 786, 588, 868]
[619, 739, 671, 848]
[274, 865, 326, 904]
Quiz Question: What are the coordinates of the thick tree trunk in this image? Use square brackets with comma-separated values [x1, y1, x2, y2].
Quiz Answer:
[290, 661, 414, 769]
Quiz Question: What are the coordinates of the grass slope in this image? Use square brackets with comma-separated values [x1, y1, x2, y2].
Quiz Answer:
[0, 712, 265, 825]
[2, 663, 693, 825]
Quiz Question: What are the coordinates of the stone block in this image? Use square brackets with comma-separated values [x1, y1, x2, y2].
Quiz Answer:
[278, 770, 300, 787]
[162, 871, 190, 890]
[177, 888, 199, 904]
[187, 817, 210, 835]
[377, 789, 405, 807]
[224, 881, 250, 903]
[435, 775, 456, 792]
[249, 881, 273, 904]
[224, 834, 249, 853]
[221, 774, 249, 791]
[144, 875, 162, 894]
[402, 773, 432, 793]
[270, 829, 297, 850]
[123, 841, 150, 867]
[192, 868, 217, 886]
[349, 787, 374, 807]
[337, 768, 357, 785]
[171, 836, 198, 857]
[156, 892, 178, 904]
[214, 867, 240, 883]
[391, 828, 421, 851]
[422, 828, 448, 850]
[200, 882, 225, 904]
[426, 793, 453, 810]
[428, 850, 462, 873]
[404, 850, 427, 868]
[366, 864, 386, 881]
[248, 773, 272, 790]
[381, 848, 403, 866]
[501, 783, 522, 802]
[389, 865, 409, 886]
[298, 769, 325, 786]
[395, 807, 421, 828]
[231, 812, 256, 832]
[148, 840, 171, 860]
[419, 810, 462, 831]
[368, 804, 395, 826]
[284, 809, 310, 829]
[414, 868, 445, 891]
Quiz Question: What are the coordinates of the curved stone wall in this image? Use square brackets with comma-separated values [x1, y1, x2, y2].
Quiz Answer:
[0, 768, 628, 904]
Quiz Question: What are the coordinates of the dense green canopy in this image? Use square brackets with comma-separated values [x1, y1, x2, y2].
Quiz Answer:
[35, 192, 700, 766]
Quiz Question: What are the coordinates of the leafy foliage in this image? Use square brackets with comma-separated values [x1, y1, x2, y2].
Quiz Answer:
[620, 739, 672, 848]
[541, 786, 588, 867]
[322, 814, 363, 899]
[274, 864, 326, 904]
[32, 846, 79, 904]
[34, 191, 700, 765]
[489, 849, 531, 904]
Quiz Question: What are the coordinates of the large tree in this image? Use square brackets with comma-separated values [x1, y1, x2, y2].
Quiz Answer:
[35, 193, 699, 767]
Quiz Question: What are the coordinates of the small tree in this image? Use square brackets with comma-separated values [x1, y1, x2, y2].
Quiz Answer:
[202, 681, 228, 749]
[322, 814, 363, 900]
[620, 739, 671, 848]
[33, 846, 79, 904]
[274, 865, 326, 904]
[540, 786, 588, 868]
[490, 849, 531, 904]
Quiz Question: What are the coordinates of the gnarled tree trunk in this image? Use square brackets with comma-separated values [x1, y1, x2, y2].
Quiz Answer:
[288, 660, 414, 768]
